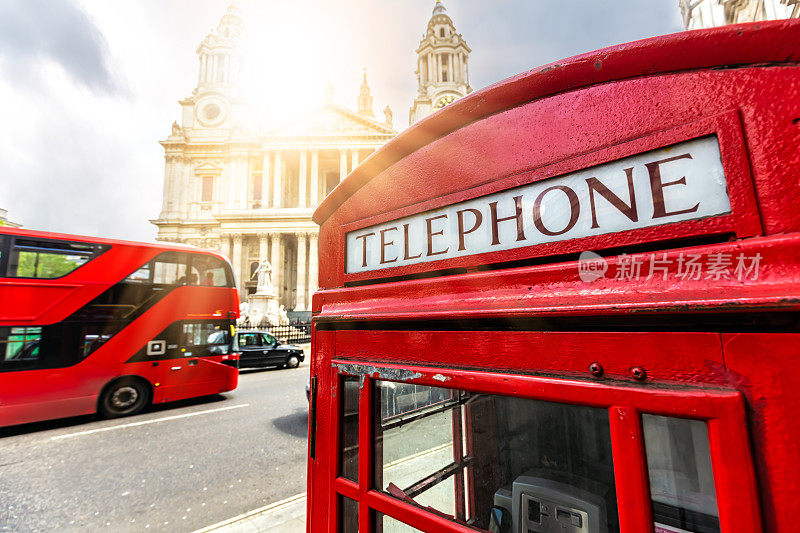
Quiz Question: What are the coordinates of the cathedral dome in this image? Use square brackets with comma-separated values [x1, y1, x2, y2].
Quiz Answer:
[432, 0, 447, 16]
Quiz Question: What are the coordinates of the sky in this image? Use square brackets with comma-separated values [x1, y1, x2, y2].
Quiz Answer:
[0, 0, 683, 242]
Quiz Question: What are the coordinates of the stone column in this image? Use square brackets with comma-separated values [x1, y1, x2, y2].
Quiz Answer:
[178, 158, 190, 219]
[299, 150, 308, 208]
[339, 149, 348, 182]
[308, 232, 319, 299]
[220, 233, 231, 261]
[350, 150, 359, 174]
[232, 234, 243, 300]
[295, 232, 308, 311]
[310, 150, 320, 206]
[428, 52, 434, 83]
[258, 232, 269, 261]
[448, 53, 454, 81]
[261, 151, 271, 206]
[159, 155, 175, 218]
[270, 232, 281, 300]
[273, 151, 283, 208]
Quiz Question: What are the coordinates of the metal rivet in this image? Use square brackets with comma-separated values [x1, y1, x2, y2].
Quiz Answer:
[631, 367, 646, 381]
[589, 362, 604, 377]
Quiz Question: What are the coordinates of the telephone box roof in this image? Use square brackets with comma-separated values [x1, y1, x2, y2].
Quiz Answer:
[313, 19, 800, 225]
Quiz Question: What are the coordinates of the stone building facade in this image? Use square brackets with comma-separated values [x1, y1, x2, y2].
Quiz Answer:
[680, 0, 799, 29]
[152, 2, 470, 318]
[409, 0, 472, 124]
[150, 5, 396, 318]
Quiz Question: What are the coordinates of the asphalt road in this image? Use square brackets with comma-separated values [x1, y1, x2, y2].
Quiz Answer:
[0, 363, 310, 532]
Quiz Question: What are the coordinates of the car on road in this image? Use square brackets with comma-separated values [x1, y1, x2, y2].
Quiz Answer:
[233, 330, 304, 370]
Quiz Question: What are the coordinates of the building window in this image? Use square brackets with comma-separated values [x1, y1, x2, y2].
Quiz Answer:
[440, 28, 445, 37]
[201, 176, 214, 202]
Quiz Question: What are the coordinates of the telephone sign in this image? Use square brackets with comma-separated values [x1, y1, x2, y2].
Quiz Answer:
[347, 136, 730, 274]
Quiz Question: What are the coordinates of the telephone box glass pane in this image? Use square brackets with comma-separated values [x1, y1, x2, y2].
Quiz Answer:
[340, 375, 360, 482]
[373, 512, 423, 532]
[339, 495, 358, 532]
[373, 381, 618, 532]
[643, 415, 720, 533]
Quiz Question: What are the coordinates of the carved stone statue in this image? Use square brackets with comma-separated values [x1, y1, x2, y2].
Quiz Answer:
[171, 121, 181, 136]
[253, 259, 273, 291]
[237, 302, 250, 327]
[278, 304, 289, 325]
[384, 105, 393, 128]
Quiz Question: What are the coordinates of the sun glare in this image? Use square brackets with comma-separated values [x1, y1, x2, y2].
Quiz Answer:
[242, 2, 357, 127]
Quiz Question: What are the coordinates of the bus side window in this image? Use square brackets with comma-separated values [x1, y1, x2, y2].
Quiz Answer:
[181, 322, 230, 355]
[152, 252, 189, 285]
[191, 254, 233, 287]
[8, 238, 97, 279]
[126, 263, 152, 283]
[0, 327, 42, 368]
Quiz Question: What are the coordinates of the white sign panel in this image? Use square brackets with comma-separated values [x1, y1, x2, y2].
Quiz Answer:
[346, 136, 730, 274]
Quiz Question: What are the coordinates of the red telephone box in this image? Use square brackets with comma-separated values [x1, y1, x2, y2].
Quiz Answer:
[307, 20, 800, 533]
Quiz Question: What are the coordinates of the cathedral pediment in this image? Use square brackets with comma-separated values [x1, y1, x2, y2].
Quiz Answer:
[264, 104, 396, 139]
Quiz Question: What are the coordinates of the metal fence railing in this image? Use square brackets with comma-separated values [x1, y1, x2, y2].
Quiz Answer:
[237, 321, 311, 345]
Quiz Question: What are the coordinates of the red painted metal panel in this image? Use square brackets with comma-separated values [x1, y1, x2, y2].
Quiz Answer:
[608, 407, 653, 532]
[308, 329, 336, 533]
[331, 329, 727, 386]
[315, 234, 800, 320]
[340, 111, 761, 285]
[358, 377, 375, 533]
[722, 333, 800, 533]
[308, 20, 800, 533]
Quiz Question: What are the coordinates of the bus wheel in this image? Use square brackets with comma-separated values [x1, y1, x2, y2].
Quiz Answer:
[286, 355, 300, 368]
[100, 378, 150, 418]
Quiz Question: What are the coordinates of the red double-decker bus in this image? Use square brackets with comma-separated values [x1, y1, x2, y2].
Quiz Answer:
[0, 227, 240, 427]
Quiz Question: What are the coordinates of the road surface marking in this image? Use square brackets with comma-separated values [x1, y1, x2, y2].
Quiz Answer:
[193, 492, 307, 532]
[50, 403, 250, 441]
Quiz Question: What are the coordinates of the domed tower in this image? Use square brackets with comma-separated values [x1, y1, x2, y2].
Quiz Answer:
[409, 0, 472, 125]
[157, 3, 253, 226]
[177, 3, 251, 137]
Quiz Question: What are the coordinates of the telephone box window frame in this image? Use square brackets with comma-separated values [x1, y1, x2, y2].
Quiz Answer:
[327, 360, 760, 533]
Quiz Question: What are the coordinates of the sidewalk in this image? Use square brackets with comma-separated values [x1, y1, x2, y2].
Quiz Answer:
[193, 493, 307, 533]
